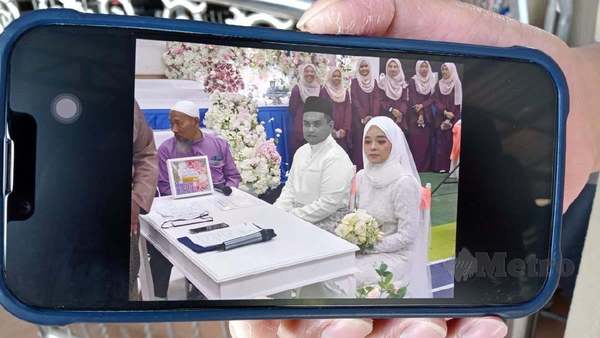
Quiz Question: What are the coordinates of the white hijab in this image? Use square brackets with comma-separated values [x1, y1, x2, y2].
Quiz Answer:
[355, 58, 375, 93]
[362, 116, 421, 189]
[298, 63, 321, 102]
[377, 58, 408, 101]
[412, 60, 437, 95]
[362, 116, 432, 298]
[324, 68, 348, 103]
[438, 62, 463, 107]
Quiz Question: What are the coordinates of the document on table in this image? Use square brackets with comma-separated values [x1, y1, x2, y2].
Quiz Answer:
[214, 193, 261, 211]
[190, 223, 260, 247]
[154, 199, 207, 218]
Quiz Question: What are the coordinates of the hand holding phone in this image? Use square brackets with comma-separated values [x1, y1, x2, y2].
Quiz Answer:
[0, 5, 570, 324]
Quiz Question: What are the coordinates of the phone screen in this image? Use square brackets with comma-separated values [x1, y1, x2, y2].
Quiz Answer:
[4, 25, 558, 310]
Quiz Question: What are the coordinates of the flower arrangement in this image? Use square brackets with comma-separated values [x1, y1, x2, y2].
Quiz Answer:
[204, 92, 281, 195]
[163, 42, 219, 80]
[199, 61, 245, 94]
[336, 55, 356, 86]
[356, 263, 407, 299]
[163, 42, 359, 100]
[334, 209, 382, 251]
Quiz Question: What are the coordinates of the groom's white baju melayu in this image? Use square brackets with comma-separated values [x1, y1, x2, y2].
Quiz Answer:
[275, 134, 354, 223]
[355, 116, 433, 298]
[273, 134, 355, 298]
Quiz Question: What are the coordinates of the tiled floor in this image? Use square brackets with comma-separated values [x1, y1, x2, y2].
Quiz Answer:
[1, 308, 229, 338]
[0, 307, 38, 338]
[0, 269, 225, 338]
[2, 292, 571, 338]
[533, 293, 569, 338]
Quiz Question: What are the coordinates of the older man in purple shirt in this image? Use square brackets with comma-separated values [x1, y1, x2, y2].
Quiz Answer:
[150, 100, 241, 299]
[157, 100, 241, 195]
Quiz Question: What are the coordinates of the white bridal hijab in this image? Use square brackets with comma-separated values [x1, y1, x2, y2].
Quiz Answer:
[362, 116, 433, 298]
[362, 116, 420, 188]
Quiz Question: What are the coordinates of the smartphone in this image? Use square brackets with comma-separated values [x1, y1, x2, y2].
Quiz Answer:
[189, 223, 229, 233]
[0, 9, 566, 324]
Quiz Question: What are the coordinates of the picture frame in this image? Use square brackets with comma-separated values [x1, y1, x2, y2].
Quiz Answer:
[166, 155, 214, 198]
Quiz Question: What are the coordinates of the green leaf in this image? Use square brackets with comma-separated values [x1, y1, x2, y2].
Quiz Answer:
[375, 263, 389, 277]
[383, 274, 393, 285]
[396, 287, 407, 298]
[389, 292, 403, 299]
[356, 285, 376, 298]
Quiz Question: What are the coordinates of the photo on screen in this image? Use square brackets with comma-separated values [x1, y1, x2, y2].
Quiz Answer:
[131, 38, 462, 301]
[167, 156, 214, 198]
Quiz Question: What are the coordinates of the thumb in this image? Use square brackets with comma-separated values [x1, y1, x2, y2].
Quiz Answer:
[297, 0, 567, 58]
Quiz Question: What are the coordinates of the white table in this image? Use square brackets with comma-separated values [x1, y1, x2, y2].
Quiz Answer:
[138, 189, 359, 300]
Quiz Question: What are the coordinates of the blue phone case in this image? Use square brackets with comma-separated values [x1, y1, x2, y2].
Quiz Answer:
[0, 9, 567, 324]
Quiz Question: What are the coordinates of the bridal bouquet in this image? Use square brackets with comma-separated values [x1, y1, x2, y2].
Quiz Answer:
[204, 92, 281, 195]
[335, 209, 382, 251]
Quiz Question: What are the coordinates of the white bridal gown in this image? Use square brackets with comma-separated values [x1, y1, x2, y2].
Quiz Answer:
[354, 170, 433, 298]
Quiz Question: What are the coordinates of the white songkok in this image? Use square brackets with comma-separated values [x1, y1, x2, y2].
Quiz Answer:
[171, 100, 198, 118]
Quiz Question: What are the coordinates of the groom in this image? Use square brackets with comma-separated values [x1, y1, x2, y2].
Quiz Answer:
[275, 96, 354, 225]
[274, 96, 355, 298]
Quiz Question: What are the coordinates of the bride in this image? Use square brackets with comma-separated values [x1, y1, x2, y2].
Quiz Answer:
[355, 116, 432, 298]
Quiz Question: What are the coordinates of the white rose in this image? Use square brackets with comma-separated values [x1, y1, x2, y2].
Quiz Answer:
[366, 286, 381, 298]
[355, 222, 367, 237]
[334, 224, 346, 237]
[357, 232, 367, 245]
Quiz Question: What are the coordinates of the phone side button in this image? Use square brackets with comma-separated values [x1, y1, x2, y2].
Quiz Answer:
[4, 136, 14, 196]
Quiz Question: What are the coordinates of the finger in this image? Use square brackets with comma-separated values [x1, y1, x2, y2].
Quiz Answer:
[229, 320, 280, 338]
[297, 0, 567, 58]
[367, 318, 446, 338]
[278, 318, 372, 338]
[297, 0, 395, 36]
[446, 317, 508, 338]
[562, 52, 596, 212]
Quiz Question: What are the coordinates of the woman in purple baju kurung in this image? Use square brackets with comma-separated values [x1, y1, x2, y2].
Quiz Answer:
[320, 68, 352, 154]
[433, 62, 462, 172]
[407, 60, 437, 172]
[377, 58, 409, 133]
[288, 63, 321, 157]
[350, 58, 379, 170]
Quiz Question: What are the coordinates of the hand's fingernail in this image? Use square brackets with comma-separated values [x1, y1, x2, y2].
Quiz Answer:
[399, 321, 446, 338]
[296, 0, 342, 30]
[321, 319, 372, 338]
[459, 319, 508, 338]
[229, 321, 251, 338]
